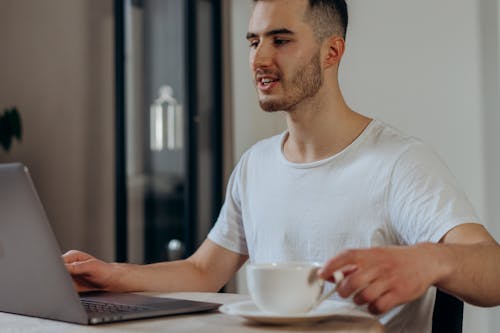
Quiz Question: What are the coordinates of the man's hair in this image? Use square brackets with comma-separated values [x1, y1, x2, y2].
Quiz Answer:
[306, 0, 348, 41]
[253, 0, 348, 41]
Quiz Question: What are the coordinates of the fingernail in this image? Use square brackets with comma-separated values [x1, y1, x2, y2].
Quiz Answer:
[333, 270, 344, 283]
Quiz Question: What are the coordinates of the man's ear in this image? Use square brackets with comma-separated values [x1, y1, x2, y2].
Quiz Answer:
[323, 36, 345, 69]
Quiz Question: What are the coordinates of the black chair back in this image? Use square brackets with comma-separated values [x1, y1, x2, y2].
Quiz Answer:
[432, 289, 464, 333]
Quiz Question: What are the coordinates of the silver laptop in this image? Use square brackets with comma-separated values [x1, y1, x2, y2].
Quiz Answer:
[0, 163, 220, 324]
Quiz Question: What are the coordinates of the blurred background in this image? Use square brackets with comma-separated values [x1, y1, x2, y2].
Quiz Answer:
[0, 0, 498, 331]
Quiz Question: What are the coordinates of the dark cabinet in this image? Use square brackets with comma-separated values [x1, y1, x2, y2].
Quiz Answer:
[114, 0, 223, 263]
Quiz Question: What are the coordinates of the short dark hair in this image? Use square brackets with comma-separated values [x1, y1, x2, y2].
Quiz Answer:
[253, 0, 348, 41]
[306, 0, 348, 41]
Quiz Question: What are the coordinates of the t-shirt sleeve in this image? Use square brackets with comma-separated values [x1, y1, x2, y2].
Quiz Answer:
[387, 143, 480, 245]
[207, 156, 249, 255]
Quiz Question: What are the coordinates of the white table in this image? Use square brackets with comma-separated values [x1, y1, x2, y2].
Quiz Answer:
[0, 292, 385, 332]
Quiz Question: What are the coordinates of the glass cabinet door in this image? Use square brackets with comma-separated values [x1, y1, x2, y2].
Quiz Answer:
[116, 0, 223, 264]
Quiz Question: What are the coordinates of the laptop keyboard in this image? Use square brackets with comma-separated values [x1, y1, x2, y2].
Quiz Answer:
[82, 300, 150, 314]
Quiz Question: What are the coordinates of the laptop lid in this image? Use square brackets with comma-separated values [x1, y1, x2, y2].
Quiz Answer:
[0, 163, 89, 323]
[0, 163, 219, 324]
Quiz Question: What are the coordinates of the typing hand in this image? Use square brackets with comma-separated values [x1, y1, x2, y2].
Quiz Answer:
[63, 250, 124, 292]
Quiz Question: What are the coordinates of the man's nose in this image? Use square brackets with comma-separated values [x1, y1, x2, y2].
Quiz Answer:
[250, 43, 273, 71]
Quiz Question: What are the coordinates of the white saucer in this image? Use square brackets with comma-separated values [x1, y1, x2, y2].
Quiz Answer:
[219, 300, 365, 325]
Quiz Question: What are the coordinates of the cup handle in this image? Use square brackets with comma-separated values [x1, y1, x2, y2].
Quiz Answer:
[315, 270, 345, 306]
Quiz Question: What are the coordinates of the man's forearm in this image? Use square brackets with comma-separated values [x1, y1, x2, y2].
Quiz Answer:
[110, 240, 247, 293]
[434, 241, 500, 306]
[114, 259, 221, 293]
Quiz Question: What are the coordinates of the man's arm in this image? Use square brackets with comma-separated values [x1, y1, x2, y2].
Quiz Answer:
[318, 223, 500, 314]
[64, 239, 248, 293]
[434, 223, 500, 306]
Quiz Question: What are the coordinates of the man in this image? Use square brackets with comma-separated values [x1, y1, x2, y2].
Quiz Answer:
[64, 0, 500, 331]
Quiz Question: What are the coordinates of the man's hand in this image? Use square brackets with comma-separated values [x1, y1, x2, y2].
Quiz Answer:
[63, 250, 129, 292]
[318, 244, 446, 315]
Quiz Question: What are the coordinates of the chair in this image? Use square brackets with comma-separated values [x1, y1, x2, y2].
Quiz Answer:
[432, 289, 464, 333]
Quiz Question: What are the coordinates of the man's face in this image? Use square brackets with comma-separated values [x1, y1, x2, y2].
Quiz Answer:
[247, 0, 323, 112]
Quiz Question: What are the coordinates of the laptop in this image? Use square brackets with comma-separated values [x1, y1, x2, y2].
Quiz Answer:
[0, 162, 220, 324]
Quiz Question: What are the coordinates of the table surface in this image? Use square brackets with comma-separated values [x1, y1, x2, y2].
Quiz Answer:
[0, 292, 385, 333]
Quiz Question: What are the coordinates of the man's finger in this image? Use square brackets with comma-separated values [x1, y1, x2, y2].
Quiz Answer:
[319, 249, 361, 279]
[72, 275, 101, 292]
[353, 278, 391, 306]
[62, 250, 93, 264]
[368, 291, 400, 315]
[322, 264, 358, 283]
[65, 259, 96, 275]
[336, 266, 381, 298]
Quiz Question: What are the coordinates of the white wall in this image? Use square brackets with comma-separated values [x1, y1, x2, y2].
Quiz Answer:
[480, 0, 500, 331]
[0, 0, 115, 261]
[229, 1, 500, 332]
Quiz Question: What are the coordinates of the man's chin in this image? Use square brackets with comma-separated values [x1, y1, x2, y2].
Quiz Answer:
[258, 99, 286, 112]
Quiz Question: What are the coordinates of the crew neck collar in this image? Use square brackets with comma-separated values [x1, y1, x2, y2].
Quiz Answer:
[278, 119, 377, 169]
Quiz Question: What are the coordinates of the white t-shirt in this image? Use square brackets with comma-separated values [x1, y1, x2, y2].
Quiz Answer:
[208, 119, 479, 332]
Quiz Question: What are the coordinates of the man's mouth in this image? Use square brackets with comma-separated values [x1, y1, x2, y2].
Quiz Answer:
[257, 76, 280, 91]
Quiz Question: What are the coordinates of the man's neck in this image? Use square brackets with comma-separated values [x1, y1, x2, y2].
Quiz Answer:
[282, 90, 371, 163]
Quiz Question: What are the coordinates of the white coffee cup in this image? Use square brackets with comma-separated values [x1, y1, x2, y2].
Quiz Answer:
[246, 262, 343, 315]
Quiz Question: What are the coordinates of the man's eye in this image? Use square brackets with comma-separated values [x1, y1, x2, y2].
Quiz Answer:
[249, 40, 259, 48]
[274, 39, 289, 45]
